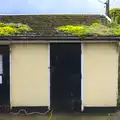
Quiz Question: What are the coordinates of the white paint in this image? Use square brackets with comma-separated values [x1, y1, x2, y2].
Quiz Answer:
[0, 55, 3, 74]
[81, 43, 84, 111]
[0, 40, 118, 45]
[48, 43, 50, 109]
[10, 40, 119, 43]
[102, 14, 112, 22]
[0, 76, 2, 84]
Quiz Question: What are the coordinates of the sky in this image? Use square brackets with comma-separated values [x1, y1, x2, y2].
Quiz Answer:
[0, 0, 120, 15]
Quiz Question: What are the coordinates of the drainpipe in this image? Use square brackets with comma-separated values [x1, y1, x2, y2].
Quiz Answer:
[102, 14, 112, 23]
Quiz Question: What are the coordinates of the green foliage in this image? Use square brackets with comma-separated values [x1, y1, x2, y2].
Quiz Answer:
[0, 22, 32, 36]
[57, 23, 120, 38]
[58, 25, 91, 38]
[91, 22, 101, 27]
[110, 8, 120, 24]
[117, 91, 120, 106]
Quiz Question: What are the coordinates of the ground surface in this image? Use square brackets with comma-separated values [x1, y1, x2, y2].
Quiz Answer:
[0, 114, 111, 120]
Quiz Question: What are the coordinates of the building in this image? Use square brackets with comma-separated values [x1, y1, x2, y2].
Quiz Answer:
[0, 15, 119, 113]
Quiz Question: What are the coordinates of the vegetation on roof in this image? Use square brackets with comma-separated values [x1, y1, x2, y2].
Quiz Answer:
[56, 8, 120, 38]
[1, 15, 101, 35]
[57, 22, 120, 38]
[0, 22, 32, 36]
[110, 8, 120, 24]
[0, 13, 120, 37]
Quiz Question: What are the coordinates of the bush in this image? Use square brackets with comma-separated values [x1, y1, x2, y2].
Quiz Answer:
[110, 8, 120, 24]
[0, 22, 32, 36]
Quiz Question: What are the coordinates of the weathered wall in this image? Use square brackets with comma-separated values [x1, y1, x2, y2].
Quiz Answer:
[84, 43, 118, 106]
[11, 43, 49, 106]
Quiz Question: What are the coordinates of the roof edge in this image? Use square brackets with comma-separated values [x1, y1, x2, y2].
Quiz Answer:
[0, 36, 120, 41]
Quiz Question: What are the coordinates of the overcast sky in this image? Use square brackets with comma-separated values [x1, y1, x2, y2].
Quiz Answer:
[0, 0, 120, 14]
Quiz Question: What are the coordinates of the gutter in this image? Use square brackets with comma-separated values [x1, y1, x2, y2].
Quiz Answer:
[0, 36, 120, 41]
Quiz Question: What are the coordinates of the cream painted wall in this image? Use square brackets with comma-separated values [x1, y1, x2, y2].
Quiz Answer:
[11, 44, 49, 106]
[84, 43, 118, 106]
[10, 42, 118, 107]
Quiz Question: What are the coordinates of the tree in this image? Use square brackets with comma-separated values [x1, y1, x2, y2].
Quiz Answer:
[110, 8, 120, 24]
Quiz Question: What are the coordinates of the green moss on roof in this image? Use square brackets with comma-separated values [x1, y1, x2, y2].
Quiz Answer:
[57, 23, 120, 38]
[0, 22, 32, 36]
[0, 15, 120, 37]
[1, 15, 102, 35]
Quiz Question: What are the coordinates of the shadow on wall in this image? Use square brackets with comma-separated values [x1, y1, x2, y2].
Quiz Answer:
[117, 47, 120, 106]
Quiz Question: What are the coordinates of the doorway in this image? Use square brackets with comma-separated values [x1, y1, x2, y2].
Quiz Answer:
[50, 43, 81, 112]
[0, 46, 10, 106]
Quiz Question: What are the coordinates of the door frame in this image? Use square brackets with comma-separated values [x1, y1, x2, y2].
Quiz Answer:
[48, 43, 50, 109]
[81, 43, 84, 111]
[48, 43, 84, 111]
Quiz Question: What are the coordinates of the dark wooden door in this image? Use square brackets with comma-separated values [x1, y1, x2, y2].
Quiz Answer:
[0, 46, 10, 105]
[50, 43, 81, 112]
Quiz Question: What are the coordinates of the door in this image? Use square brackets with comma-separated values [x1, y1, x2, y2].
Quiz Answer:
[0, 46, 10, 105]
[50, 43, 81, 112]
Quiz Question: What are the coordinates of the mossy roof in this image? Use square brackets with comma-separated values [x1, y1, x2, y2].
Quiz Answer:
[0, 15, 120, 41]
[0, 15, 102, 36]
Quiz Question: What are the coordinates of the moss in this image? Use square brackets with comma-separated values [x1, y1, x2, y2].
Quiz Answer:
[57, 23, 120, 38]
[0, 22, 32, 36]
[1, 15, 102, 35]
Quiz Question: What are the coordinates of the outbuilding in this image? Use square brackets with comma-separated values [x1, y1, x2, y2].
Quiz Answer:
[0, 36, 119, 113]
[0, 15, 120, 113]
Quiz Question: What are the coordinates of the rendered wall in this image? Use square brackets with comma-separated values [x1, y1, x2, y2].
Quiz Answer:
[11, 44, 49, 106]
[84, 43, 118, 106]
[10, 42, 119, 107]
